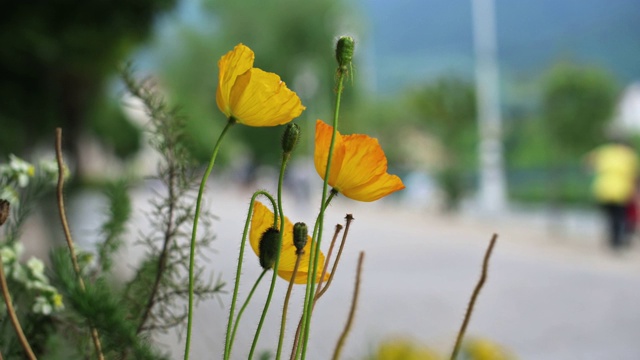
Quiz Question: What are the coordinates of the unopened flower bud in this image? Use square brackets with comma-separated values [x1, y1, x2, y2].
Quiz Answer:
[282, 123, 301, 154]
[0, 200, 9, 226]
[259, 227, 280, 270]
[335, 36, 355, 72]
[293, 222, 308, 253]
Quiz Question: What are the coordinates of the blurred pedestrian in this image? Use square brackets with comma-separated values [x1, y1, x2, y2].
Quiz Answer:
[586, 137, 639, 249]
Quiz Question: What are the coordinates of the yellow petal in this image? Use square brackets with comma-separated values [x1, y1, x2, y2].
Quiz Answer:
[336, 134, 405, 201]
[314, 120, 345, 187]
[313, 122, 405, 202]
[229, 68, 305, 126]
[342, 172, 405, 202]
[216, 43, 255, 118]
[249, 202, 329, 283]
[249, 201, 276, 256]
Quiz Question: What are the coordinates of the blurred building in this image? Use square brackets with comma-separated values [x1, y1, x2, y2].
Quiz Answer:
[612, 83, 640, 134]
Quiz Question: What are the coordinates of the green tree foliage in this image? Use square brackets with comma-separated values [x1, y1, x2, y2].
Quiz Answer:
[542, 62, 617, 157]
[0, 0, 176, 168]
[408, 76, 477, 209]
[156, 0, 356, 165]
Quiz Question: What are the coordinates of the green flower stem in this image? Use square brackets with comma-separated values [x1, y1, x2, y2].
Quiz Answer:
[248, 152, 290, 359]
[291, 191, 336, 360]
[224, 191, 277, 360]
[298, 70, 346, 360]
[276, 248, 303, 360]
[184, 119, 234, 360]
[227, 269, 268, 359]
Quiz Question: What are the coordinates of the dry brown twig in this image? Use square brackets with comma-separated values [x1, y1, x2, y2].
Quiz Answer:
[55, 128, 105, 360]
[0, 201, 36, 360]
[331, 251, 365, 360]
[450, 233, 498, 360]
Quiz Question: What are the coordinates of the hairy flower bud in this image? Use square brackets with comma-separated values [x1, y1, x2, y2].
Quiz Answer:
[0, 200, 9, 226]
[335, 36, 355, 72]
[259, 227, 280, 270]
[292, 222, 308, 254]
[282, 123, 301, 154]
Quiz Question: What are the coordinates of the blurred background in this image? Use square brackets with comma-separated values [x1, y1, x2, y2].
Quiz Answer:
[3, 0, 640, 214]
[2, 0, 640, 359]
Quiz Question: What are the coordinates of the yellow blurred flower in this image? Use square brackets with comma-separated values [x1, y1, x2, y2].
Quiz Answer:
[463, 338, 516, 360]
[373, 338, 441, 360]
[250, 201, 329, 284]
[216, 43, 305, 127]
[314, 120, 405, 202]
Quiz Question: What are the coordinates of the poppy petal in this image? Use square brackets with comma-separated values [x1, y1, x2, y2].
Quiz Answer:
[216, 43, 254, 118]
[314, 120, 345, 186]
[229, 68, 305, 126]
[249, 202, 329, 283]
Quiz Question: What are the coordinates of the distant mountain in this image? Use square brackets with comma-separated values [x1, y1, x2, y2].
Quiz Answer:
[360, 0, 640, 95]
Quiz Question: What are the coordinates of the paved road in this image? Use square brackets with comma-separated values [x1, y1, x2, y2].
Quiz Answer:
[127, 181, 640, 360]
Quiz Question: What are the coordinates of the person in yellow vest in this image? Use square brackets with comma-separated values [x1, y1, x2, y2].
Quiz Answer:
[586, 138, 639, 249]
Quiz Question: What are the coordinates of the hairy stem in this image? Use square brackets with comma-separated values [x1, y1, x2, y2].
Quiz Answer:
[299, 66, 347, 359]
[224, 191, 277, 360]
[248, 152, 290, 359]
[276, 249, 303, 360]
[227, 269, 268, 358]
[184, 120, 234, 360]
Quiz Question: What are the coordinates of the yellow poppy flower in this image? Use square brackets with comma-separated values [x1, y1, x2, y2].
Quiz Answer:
[216, 43, 306, 126]
[250, 201, 330, 284]
[314, 120, 405, 202]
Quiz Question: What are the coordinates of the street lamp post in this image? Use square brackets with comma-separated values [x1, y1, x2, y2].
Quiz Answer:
[472, 0, 507, 213]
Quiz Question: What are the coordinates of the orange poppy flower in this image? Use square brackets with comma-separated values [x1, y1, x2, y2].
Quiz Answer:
[216, 44, 305, 127]
[314, 120, 405, 202]
[249, 201, 329, 284]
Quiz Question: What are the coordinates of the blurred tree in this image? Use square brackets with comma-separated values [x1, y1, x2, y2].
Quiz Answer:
[0, 0, 176, 174]
[409, 76, 477, 210]
[542, 62, 617, 157]
[155, 0, 358, 167]
[541, 62, 617, 207]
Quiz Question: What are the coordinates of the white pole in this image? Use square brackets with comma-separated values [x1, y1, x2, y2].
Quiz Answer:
[472, 0, 507, 212]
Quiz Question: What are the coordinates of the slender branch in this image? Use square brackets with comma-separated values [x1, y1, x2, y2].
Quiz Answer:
[137, 163, 178, 334]
[317, 214, 353, 299]
[0, 243, 36, 359]
[450, 233, 498, 360]
[331, 251, 365, 360]
[55, 128, 105, 360]
[315, 224, 343, 296]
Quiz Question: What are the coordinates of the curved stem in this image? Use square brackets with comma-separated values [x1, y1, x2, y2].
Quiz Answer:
[450, 234, 498, 360]
[317, 214, 353, 300]
[276, 249, 302, 360]
[0, 256, 36, 360]
[249, 152, 290, 359]
[184, 120, 234, 360]
[55, 128, 104, 360]
[224, 191, 277, 360]
[227, 269, 268, 359]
